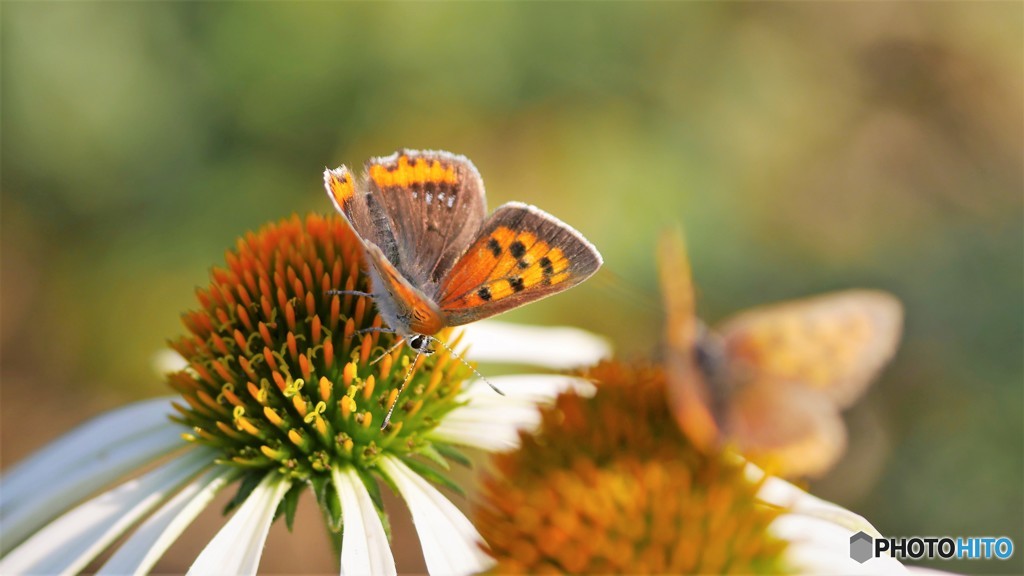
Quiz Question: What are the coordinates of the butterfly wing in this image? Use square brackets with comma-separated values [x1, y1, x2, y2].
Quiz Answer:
[324, 149, 488, 293]
[362, 242, 446, 336]
[716, 290, 903, 408]
[435, 202, 602, 326]
[727, 375, 846, 478]
[658, 230, 721, 452]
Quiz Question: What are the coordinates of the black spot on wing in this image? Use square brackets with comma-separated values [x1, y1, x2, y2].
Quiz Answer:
[539, 256, 554, 275]
[477, 286, 493, 301]
[509, 241, 526, 259]
[487, 238, 502, 258]
[510, 276, 525, 292]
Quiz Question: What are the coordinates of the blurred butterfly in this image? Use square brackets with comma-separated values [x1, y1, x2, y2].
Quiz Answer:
[324, 149, 603, 426]
[658, 231, 902, 477]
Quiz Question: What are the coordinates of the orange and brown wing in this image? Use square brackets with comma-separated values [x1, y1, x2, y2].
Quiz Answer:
[658, 230, 721, 452]
[435, 202, 602, 326]
[717, 290, 903, 408]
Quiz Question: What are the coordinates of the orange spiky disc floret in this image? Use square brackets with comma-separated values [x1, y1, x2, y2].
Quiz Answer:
[167, 214, 469, 483]
[475, 362, 790, 574]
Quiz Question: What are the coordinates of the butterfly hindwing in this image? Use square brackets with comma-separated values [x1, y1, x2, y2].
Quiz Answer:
[717, 290, 903, 408]
[436, 202, 603, 326]
[362, 242, 446, 336]
[728, 375, 847, 478]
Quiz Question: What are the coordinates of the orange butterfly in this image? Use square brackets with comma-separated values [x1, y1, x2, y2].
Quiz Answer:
[659, 231, 902, 477]
[324, 150, 603, 426]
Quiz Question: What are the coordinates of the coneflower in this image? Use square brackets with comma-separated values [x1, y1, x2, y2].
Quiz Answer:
[475, 361, 912, 574]
[0, 214, 609, 575]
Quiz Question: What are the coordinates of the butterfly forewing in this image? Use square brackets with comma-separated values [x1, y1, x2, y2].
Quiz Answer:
[716, 290, 903, 408]
[436, 202, 603, 326]
[326, 150, 488, 291]
[363, 150, 488, 291]
[324, 166, 400, 260]
[658, 231, 721, 452]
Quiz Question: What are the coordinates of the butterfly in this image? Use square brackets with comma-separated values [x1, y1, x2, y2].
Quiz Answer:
[324, 149, 603, 426]
[658, 230, 902, 478]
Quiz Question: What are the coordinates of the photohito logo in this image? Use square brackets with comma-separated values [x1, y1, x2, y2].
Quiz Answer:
[850, 531, 1015, 563]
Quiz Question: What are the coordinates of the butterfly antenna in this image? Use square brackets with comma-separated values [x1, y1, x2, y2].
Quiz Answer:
[382, 352, 419, 430]
[429, 336, 505, 396]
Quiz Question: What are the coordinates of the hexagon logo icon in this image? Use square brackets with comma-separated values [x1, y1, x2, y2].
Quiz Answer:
[850, 531, 874, 563]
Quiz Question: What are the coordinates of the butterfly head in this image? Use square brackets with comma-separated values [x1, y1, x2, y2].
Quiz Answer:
[407, 334, 436, 355]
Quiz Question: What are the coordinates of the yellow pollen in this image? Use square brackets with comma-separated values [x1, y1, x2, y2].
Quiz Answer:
[340, 395, 355, 419]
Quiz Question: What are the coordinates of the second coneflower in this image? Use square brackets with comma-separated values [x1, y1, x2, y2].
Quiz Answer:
[0, 214, 609, 576]
[475, 361, 910, 574]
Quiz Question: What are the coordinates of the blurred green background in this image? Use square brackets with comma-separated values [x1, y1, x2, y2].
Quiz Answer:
[2, 2, 1021, 573]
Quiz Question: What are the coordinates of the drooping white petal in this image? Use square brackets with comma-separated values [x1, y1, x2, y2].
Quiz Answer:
[459, 320, 611, 369]
[1, 396, 179, 511]
[744, 462, 912, 573]
[0, 447, 214, 576]
[187, 472, 292, 576]
[748, 462, 883, 537]
[333, 467, 396, 576]
[772, 513, 908, 574]
[97, 466, 236, 576]
[0, 398, 187, 553]
[378, 456, 493, 576]
[431, 375, 593, 451]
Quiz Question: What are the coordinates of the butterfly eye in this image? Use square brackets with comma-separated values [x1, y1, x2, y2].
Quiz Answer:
[409, 335, 435, 355]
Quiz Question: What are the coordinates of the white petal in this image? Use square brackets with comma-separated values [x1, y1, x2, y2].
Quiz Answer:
[333, 467, 396, 576]
[748, 463, 884, 537]
[772, 513, 908, 574]
[378, 456, 493, 576]
[458, 374, 595, 404]
[0, 398, 188, 554]
[187, 473, 292, 576]
[459, 320, 611, 369]
[1, 396, 179, 512]
[97, 466, 235, 576]
[0, 447, 214, 576]
[432, 375, 593, 451]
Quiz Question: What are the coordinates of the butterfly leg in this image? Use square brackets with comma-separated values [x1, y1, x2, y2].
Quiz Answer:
[356, 327, 397, 336]
[326, 290, 374, 298]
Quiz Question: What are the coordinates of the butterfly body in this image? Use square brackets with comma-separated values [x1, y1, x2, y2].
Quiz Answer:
[659, 232, 902, 477]
[324, 149, 603, 352]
